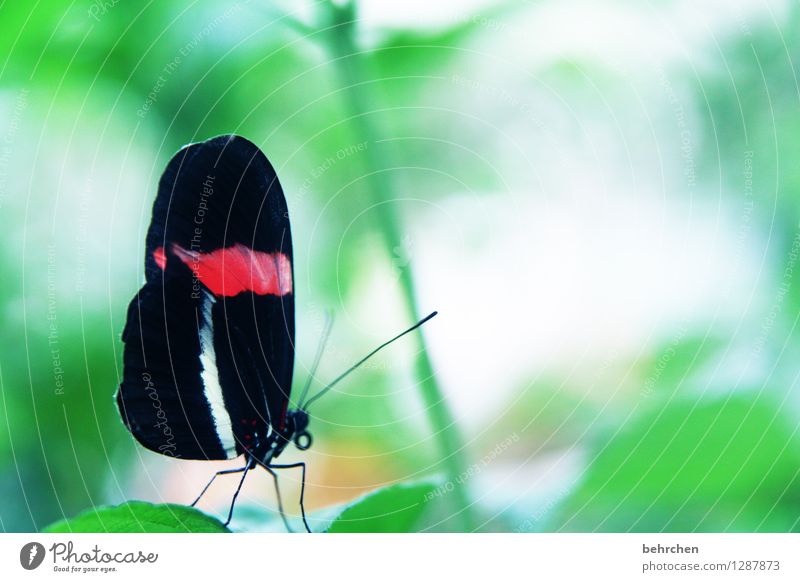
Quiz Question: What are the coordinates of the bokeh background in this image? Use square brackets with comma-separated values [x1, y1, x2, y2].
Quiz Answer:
[2, 0, 800, 532]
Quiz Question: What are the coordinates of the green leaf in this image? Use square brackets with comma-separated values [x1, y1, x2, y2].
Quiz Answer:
[549, 396, 800, 532]
[42, 501, 230, 533]
[326, 481, 439, 533]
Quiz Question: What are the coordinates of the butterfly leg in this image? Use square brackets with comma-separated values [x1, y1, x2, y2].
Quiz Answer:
[191, 464, 248, 507]
[262, 465, 294, 533]
[223, 458, 254, 527]
[270, 462, 310, 533]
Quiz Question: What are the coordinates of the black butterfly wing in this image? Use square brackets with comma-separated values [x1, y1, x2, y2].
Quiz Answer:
[117, 278, 228, 459]
[117, 135, 295, 460]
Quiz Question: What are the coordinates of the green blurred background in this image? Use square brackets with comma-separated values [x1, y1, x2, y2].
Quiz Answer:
[2, 0, 800, 532]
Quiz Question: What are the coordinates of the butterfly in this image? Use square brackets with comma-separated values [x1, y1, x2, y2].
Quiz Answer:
[116, 135, 436, 532]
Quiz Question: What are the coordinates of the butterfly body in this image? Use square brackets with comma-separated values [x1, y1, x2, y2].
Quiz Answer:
[116, 134, 434, 531]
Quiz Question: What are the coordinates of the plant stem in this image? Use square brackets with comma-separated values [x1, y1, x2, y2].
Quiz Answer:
[316, 1, 476, 530]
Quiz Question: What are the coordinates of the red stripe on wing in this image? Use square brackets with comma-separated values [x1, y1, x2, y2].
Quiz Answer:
[153, 246, 167, 270]
[166, 243, 292, 297]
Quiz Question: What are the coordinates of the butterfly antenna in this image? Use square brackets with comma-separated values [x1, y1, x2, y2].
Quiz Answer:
[297, 311, 334, 408]
[302, 311, 438, 411]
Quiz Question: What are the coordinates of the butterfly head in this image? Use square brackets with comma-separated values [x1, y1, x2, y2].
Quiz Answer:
[286, 409, 313, 451]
